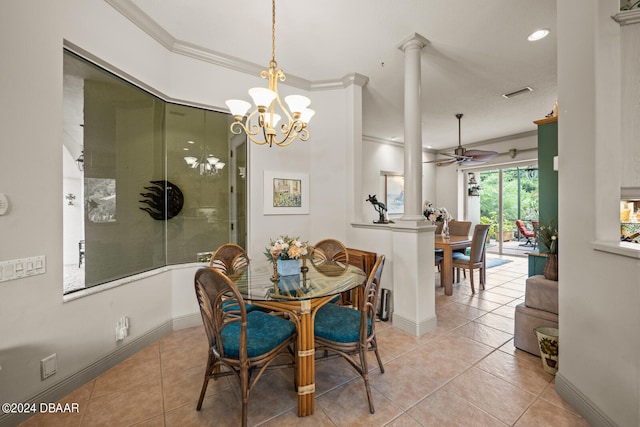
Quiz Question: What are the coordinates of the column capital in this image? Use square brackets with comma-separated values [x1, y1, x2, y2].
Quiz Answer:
[397, 33, 430, 52]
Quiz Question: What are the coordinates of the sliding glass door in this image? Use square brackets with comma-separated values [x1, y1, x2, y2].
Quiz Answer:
[478, 164, 538, 256]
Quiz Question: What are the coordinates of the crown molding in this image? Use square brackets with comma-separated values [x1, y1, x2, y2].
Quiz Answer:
[613, 9, 640, 25]
[105, 0, 350, 92]
[105, 0, 175, 48]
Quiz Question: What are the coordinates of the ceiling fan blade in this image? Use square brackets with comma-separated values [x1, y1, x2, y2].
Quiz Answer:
[436, 158, 458, 166]
[464, 149, 499, 161]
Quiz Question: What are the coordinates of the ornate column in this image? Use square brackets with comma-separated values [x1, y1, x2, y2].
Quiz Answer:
[398, 33, 429, 221]
[390, 33, 436, 337]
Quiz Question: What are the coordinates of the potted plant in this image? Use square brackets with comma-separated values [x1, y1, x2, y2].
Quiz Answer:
[480, 216, 495, 242]
[502, 221, 516, 242]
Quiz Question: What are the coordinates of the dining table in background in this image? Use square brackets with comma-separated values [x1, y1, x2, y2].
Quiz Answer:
[435, 234, 474, 296]
[228, 260, 366, 417]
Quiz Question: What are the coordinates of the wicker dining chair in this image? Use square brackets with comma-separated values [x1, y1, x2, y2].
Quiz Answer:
[451, 224, 491, 293]
[311, 238, 349, 265]
[209, 243, 261, 313]
[209, 243, 249, 275]
[313, 255, 386, 413]
[194, 267, 297, 427]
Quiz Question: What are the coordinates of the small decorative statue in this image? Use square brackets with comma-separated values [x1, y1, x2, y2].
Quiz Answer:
[366, 194, 393, 224]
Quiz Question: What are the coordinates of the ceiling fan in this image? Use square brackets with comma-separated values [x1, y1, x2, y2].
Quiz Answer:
[425, 113, 499, 166]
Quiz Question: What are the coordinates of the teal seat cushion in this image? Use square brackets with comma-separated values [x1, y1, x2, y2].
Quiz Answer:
[314, 303, 370, 343]
[221, 311, 296, 358]
[451, 252, 469, 261]
[222, 300, 261, 313]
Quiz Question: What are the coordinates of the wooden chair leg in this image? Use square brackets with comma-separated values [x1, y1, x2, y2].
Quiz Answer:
[470, 268, 476, 294]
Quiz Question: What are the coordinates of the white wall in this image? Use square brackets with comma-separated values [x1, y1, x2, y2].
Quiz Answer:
[556, 1, 639, 426]
[0, 0, 352, 411]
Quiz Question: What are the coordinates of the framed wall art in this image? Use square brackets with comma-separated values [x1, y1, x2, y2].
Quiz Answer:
[384, 174, 404, 215]
[263, 171, 309, 215]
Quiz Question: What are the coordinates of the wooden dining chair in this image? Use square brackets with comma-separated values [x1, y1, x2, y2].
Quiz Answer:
[448, 220, 472, 237]
[194, 267, 297, 427]
[311, 238, 349, 265]
[451, 224, 491, 293]
[209, 243, 249, 275]
[313, 255, 386, 413]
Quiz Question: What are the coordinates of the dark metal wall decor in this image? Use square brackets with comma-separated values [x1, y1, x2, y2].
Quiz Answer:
[139, 180, 184, 220]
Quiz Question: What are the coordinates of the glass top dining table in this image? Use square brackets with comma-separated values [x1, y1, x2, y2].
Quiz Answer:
[230, 259, 366, 302]
[226, 259, 366, 417]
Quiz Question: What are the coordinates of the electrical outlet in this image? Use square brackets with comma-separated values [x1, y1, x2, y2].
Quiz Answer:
[115, 316, 129, 341]
[41, 354, 57, 380]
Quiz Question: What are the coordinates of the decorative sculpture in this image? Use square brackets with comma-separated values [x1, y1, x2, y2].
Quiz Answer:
[366, 194, 393, 224]
[139, 180, 184, 220]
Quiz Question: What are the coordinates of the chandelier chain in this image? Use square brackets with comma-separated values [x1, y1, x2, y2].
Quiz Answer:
[270, 0, 277, 67]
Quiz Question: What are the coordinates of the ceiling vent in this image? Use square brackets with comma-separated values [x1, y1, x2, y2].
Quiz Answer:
[502, 87, 533, 99]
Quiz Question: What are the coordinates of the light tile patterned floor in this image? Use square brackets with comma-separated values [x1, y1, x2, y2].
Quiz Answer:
[21, 255, 589, 426]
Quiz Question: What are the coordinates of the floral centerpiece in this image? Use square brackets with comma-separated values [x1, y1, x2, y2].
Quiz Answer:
[265, 235, 309, 278]
[538, 219, 558, 280]
[265, 235, 309, 261]
[538, 220, 558, 254]
[423, 201, 452, 223]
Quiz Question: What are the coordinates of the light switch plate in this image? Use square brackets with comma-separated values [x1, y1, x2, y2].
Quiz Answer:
[0, 256, 46, 282]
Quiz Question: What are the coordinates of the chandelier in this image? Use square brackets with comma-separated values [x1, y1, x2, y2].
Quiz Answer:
[225, 0, 314, 147]
[184, 142, 226, 176]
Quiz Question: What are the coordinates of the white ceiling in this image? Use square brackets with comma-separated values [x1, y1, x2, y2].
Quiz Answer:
[118, 0, 557, 151]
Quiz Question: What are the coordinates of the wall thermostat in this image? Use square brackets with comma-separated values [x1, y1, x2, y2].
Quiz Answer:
[0, 193, 8, 215]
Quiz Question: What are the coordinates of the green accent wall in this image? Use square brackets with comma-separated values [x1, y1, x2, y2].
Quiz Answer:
[537, 118, 558, 254]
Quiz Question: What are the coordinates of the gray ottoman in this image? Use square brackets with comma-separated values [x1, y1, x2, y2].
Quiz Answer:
[514, 275, 559, 356]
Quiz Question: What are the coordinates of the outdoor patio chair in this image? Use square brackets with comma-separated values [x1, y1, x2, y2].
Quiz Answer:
[516, 219, 537, 248]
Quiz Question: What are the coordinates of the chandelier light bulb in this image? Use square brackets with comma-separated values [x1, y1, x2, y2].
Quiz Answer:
[184, 156, 198, 166]
[249, 88, 277, 110]
[299, 109, 315, 124]
[225, 100, 251, 119]
[263, 113, 281, 128]
[284, 95, 311, 115]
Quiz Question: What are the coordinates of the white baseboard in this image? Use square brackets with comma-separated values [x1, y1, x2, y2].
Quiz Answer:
[555, 372, 619, 427]
[391, 313, 437, 336]
[172, 313, 201, 330]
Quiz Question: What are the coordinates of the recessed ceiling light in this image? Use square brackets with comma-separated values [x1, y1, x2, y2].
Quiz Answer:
[528, 28, 550, 41]
[187, 140, 195, 144]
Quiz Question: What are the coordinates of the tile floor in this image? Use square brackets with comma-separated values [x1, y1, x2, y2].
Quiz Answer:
[20, 255, 589, 426]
